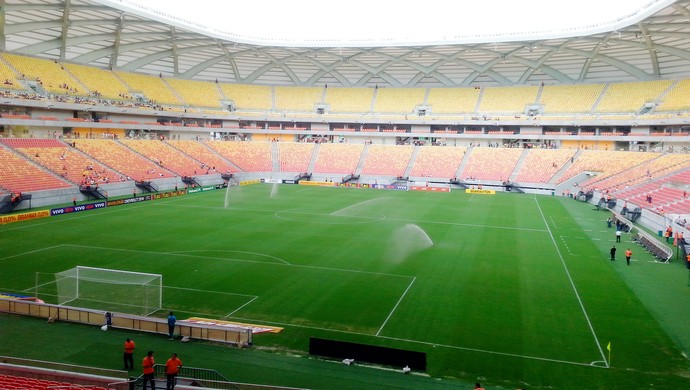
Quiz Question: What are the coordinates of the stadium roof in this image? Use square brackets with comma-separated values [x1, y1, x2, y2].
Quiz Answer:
[2, 0, 690, 87]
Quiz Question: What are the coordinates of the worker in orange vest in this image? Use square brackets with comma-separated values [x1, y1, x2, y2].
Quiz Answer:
[142, 351, 155, 390]
[123, 338, 135, 370]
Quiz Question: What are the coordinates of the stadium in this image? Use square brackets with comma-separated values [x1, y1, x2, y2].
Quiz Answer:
[1, 0, 690, 389]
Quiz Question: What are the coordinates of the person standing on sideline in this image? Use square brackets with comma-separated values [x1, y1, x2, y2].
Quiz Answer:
[165, 353, 183, 390]
[616, 230, 622, 243]
[607, 217, 612, 228]
[123, 338, 135, 370]
[142, 351, 155, 390]
[625, 248, 632, 266]
[610, 245, 616, 261]
[167, 311, 177, 340]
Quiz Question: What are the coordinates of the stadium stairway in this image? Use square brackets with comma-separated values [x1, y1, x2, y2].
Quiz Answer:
[307, 142, 320, 173]
[551, 149, 583, 184]
[271, 142, 280, 172]
[354, 142, 370, 176]
[508, 148, 530, 182]
[401, 145, 421, 178]
[454, 146, 474, 180]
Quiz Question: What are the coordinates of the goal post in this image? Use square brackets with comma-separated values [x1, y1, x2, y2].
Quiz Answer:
[53, 266, 162, 316]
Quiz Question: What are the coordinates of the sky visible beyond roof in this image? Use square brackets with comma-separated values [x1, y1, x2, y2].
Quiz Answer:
[122, 0, 668, 45]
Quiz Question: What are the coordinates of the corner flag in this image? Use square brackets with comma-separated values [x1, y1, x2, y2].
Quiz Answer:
[607, 342, 612, 366]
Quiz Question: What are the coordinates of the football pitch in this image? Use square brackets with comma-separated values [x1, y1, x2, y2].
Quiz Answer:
[1, 184, 689, 389]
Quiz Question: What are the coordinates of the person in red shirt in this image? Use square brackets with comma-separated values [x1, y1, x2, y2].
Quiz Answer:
[142, 350, 155, 390]
[165, 353, 183, 390]
[625, 248, 633, 266]
[123, 338, 135, 370]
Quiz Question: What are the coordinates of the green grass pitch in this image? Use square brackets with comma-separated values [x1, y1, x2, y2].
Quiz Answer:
[1, 184, 689, 389]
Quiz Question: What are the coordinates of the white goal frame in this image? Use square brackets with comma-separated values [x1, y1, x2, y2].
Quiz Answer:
[54, 266, 162, 316]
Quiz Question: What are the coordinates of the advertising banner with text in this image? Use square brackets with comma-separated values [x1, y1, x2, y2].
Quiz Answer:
[50, 201, 107, 216]
[0, 209, 51, 224]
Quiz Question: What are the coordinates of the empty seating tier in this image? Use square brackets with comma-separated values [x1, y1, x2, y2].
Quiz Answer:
[166, 78, 223, 108]
[206, 141, 272, 172]
[120, 139, 203, 177]
[514, 148, 577, 183]
[0, 145, 72, 192]
[74, 139, 172, 180]
[374, 88, 426, 113]
[313, 143, 364, 174]
[479, 86, 539, 113]
[595, 80, 671, 113]
[410, 145, 467, 179]
[3, 54, 84, 96]
[539, 84, 604, 113]
[460, 147, 523, 181]
[275, 86, 323, 111]
[2, 138, 122, 185]
[325, 88, 374, 113]
[558, 150, 657, 185]
[219, 83, 272, 111]
[278, 142, 315, 172]
[63, 63, 131, 100]
[115, 71, 182, 106]
[361, 144, 413, 176]
[170, 140, 237, 173]
[426, 88, 480, 114]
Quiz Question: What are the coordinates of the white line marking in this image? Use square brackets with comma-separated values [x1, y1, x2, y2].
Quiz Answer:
[223, 315, 604, 369]
[0, 244, 66, 263]
[226, 296, 259, 317]
[167, 250, 291, 265]
[60, 244, 411, 279]
[376, 277, 416, 336]
[534, 197, 609, 368]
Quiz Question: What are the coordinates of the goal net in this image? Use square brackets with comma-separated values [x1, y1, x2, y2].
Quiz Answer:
[54, 266, 162, 316]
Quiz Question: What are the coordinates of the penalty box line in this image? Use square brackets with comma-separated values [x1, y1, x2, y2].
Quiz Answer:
[534, 197, 610, 368]
[55, 244, 416, 318]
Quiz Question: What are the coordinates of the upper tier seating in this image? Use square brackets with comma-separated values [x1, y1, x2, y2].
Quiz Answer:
[0, 145, 72, 192]
[63, 63, 130, 100]
[166, 78, 223, 108]
[460, 147, 523, 181]
[539, 84, 604, 113]
[426, 88, 480, 114]
[313, 143, 364, 174]
[3, 54, 83, 96]
[206, 141, 272, 172]
[325, 88, 374, 113]
[558, 150, 657, 185]
[409, 145, 467, 179]
[169, 140, 237, 173]
[2, 138, 121, 185]
[0, 56, 24, 90]
[275, 86, 322, 111]
[74, 139, 172, 180]
[219, 83, 272, 111]
[374, 88, 426, 113]
[278, 142, 315, 172]
[120, 139, 202, 177]
[361, 144, 413, 176]
[478, 86, 539, 113]
[595, 80, 671, 113]
[655, 79, 690, 112]
[115, 71, 182, 106]
[514, 148, 577, 183]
